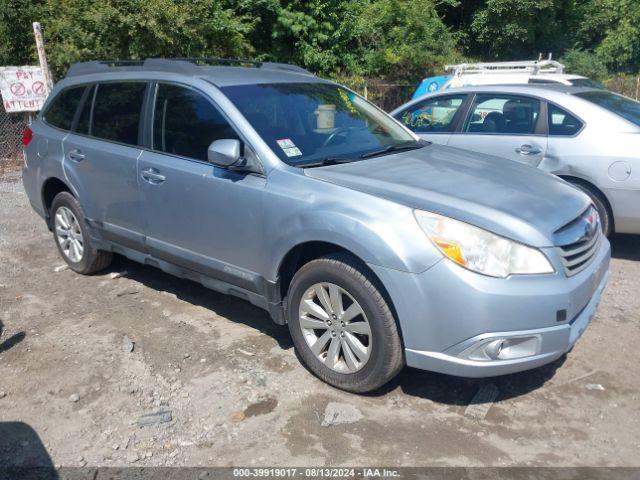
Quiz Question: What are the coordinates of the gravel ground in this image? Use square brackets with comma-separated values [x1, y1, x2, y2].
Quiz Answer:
[0, 169, 639, 468]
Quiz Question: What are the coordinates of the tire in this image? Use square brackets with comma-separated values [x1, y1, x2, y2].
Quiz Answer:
[572, 183, 613, 237]
[51, 192, 112, 274]
[286, 253, 404, 393]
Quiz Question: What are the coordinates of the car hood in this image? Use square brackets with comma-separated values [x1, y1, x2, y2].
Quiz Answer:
[304, 144, 590, 247]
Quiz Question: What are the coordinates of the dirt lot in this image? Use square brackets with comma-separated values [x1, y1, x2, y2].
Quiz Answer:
[0, 168, 639, 468]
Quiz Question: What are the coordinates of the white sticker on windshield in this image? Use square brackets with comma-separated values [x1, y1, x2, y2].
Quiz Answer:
[277, 138, 296, 149]
[277, 138, 302, 157]
[282, 146, 302, 157]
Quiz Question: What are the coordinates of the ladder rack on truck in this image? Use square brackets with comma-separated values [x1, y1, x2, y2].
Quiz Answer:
[444, 60, 565, 77]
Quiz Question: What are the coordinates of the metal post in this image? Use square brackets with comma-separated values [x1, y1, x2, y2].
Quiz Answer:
[32, 22, 53, 90]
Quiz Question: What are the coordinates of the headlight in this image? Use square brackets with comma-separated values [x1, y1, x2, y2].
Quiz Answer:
[414, 210, 554, 278]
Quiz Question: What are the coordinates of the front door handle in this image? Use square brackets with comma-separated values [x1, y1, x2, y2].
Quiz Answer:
[515, 144, 542, 155]
[141, 168, 166, 184]
[68, 149, 85, 162]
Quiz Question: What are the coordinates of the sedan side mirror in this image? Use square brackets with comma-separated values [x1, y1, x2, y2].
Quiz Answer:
[207, 139, 241, 167]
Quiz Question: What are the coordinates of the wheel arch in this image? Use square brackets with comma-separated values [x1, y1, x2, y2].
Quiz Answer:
[41, 177, 74, 226]
[558, 175, 615, 232]
[276, 241, 401, 337]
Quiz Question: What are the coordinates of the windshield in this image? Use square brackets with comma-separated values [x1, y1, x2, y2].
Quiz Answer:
[575, 90, 640, 127]
[220, 82, 419, 166]
[569, 78, 604, 88]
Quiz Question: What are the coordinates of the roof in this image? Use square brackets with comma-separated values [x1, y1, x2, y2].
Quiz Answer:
[530, 74, 586, 80]
[419, 83, 601, 96]
[65, 58, 322, 86]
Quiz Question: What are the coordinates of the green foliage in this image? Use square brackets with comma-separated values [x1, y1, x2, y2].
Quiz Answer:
[353, 0, 460, 80]
[240, 0, 459, 81]
[268, 0, 365, 76]
[470, 0, 576, 59]
[44, 0, 254, 77]
[0, 0, 639, 83]
[560, 48, 608, 80]
[576, 0, 640, 73]
[0, 0, 42, 66]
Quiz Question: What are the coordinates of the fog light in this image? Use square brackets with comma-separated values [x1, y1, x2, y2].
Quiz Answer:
[461, 335, 540, 361]
[484, 339, 504, 360]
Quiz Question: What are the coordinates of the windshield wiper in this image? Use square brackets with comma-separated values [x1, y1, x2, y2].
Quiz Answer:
[359, 140, 426, 159]
[301, 157, 355, 168]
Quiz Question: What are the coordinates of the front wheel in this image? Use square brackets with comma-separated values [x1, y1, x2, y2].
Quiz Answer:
[287, 254, 404, 393]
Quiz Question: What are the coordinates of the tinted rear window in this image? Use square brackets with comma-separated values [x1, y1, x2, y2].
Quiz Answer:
[548, 104, 583, 136]
[575, 90, 640, 127]
[92, 82, 147, 145]
[43, 86, 86, 130]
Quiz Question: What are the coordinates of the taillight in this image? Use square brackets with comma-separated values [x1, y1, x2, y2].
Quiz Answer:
[22, 126, 33, 147]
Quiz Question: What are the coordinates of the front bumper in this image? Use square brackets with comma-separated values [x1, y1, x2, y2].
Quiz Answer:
[369, 236, 610, 378]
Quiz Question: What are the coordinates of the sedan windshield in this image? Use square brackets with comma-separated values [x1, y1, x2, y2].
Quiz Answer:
[575, 90, 640, 127]
[220, 82, 421, 166]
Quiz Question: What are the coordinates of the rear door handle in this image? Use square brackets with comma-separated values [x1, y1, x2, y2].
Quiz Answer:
[68, 150, 85, 162]
[141, 168, 166, 184]
[515, 144, 542, 155]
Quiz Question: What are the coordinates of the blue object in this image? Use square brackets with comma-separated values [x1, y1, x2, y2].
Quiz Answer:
[411, 75, 451, 99]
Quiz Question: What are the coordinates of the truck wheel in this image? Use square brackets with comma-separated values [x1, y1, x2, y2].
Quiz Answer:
[51, 192, 112, 274]
[287, 253, 404, 393]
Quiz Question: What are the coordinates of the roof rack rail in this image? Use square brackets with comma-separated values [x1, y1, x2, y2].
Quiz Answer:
[67, 57, 312, 77]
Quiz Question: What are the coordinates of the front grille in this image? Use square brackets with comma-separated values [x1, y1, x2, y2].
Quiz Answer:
[557, 228, 601, 276]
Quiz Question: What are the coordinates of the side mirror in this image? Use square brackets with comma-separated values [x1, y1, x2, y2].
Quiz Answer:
[207, 139, 241, 167]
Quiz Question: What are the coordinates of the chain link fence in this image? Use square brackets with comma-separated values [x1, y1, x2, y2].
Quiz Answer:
[0, 108, 28, 170]
[363, 83, 416, 111]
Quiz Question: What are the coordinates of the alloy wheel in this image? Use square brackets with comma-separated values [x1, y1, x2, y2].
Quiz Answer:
[298, 282, 372, 373]
[54, 206, 84, 263]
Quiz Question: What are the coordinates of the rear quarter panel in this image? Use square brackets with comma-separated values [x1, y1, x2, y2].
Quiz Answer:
[22, 118, 70, 220]
[540, 116, 640, 233]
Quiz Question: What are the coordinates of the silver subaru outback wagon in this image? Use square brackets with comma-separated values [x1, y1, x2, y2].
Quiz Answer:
[22, 58, 610, 393]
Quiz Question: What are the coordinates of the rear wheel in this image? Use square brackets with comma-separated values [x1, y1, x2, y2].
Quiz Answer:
[287, 254, 404, 393]
[571, 183, 613, 236]
[51, 192, 112, 274]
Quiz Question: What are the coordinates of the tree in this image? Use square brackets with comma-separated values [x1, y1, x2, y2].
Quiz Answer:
[1, 0, 254, 78]
[353, 0, 460, 80]
[469, 0, 577, 60]
[266, 0, 365, 76]
[0, 0, 42, 67]
[575, 0, 640, 73]
[560, 48, 608, 80]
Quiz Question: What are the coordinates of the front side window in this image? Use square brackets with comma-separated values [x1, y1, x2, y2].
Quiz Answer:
[220, 82, 419, 166]
[575, 90, 640, 127]
[92, 82, 146, 145]
[548, 104, 583, 136]
[153, 84, 238, 161]
[396, 95, 466, 133]
[465, 95, 540, 134]
[43, 86, 86, 131]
